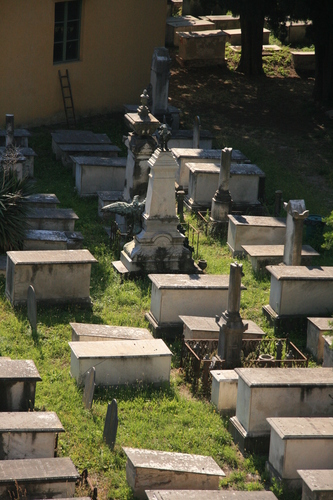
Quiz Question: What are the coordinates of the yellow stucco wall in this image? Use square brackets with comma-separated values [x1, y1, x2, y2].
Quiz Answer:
[0, 0, 166, 126]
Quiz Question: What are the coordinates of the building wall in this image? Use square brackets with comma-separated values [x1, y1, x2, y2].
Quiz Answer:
[0, 0, 166, 126]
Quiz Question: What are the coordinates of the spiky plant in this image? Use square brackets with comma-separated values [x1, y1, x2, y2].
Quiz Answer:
[0, 146, 31, 253]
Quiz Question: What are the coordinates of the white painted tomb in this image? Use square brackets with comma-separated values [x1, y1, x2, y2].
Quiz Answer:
[70, 322, 152, 342]
[266, 417, 333, 488]
[298, 469, 333, 500]
[0, 411, 64, 459]
[227, 215, 286, 256]
[291, 51, 315, 72]
[166, 16, 215, 46]
[123, 447, 225, 499]
[6, 249, 97, 306]
[0, 457, 80, 498]
[211, 370, 238, 416]
[306, 317, 333, 362]
[242, 245, 319, 272]
[0, 359, 41, 411]
[146, 274, 246, 336]
[26, 207, 79, 232]
[177, 30, 227, 67]
[58, 143, 120, 169]
[146, 491, 277, 499]
[323, 335, 333, 367]
[229, 368, 333, 453]
[73, 156, 126, 196]
[180, 315, 264, 340]
[265, 266, 333, 317]
[69, 339, 172, 386]
[224, 28, 270, 45]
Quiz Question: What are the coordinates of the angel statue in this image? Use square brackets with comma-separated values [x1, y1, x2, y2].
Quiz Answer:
[101, 195, 146, 237]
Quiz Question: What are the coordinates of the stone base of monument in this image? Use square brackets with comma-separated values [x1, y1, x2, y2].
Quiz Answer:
[70, 322, 152, 342]
[0, 457, 80, 498]
[306, 317, 333, 362]
[123, 447, 225, 499]
[211, 370, 238, 416]
[265, 417, 333, 490]
[69, 339, 172, 386]
[145, 491, 277, 500]
[0, 359, 41, 411]
[298, 469, 333, 500]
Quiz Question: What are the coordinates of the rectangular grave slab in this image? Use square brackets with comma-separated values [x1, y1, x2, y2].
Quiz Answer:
[146, 274, 246, 338]
[211, 370, 238, 416]
[69, 339, 172, 386]
[166, 16, 215, 46]
[72, 156, 126, 196]
[6, 249, 97, 306]
[168, 129, 213, 149]
[58, 143, 120, 169]
[0, 412, 64, 460]
[291, 51, 315, 72]
[0, 457, 80, 499]
[171, 148, 249, 189]
[229, 368, 333, 454]
[123, 447, 225, 499]
[0, 129, 31, 148]
[146, 491, 277, 499]
[306, 317, 333, 362]
[177, 30, 227, 67]
[70, 322, 153, 342]
[97, 190, 123, 218]
[227, 215, 286, 256]
[323, 335, 333, 368]
[224, 28, 270, 45]
[298, 469, 333, 500]
[51, 130, 111, 159]
[23, 230, 83, 251]
[23, 194, 60, 209]
[242, 245, 319, 272]
[265, 266, 333, 317]
[0, 359, 41, 411]
[180, 316, 264, 340]
[199, 14, 241, 30]
[25, 208, 79, 232]
[266, 417, 333, 488]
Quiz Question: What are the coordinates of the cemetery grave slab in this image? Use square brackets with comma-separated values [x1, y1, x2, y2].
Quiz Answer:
[323, 335, 333, 367]
[229, 367, 333, 454]
[0, 128, 31, 147]
[211, 369, 238, 416]
[242, 244, 319, 272]
[70, 322, 153, 342]
[123, 447, 225, 499]
[298, 469, 333, 500]
[97, 190, 123, 218]
[0, 359, 41, 411]
[23, 230, 84, 251]
[51, 130, 111, 159]
[0, 411, 64, 460]
[167, 129, 213, 149]
[177, 30, 227, 67]
[266, 417, 333, 488]
[145, 491, 278, 499]
[227, 215, 286, 256]
[180, 315, 265, 340]
[224, 28, 270, 45]
[291, 51, 315, 72]
[306, 317, 333, 362]
[0, 457, 80, 499]
[6, 249, 97, 306]
[58, 143, 120, 169]
[69, 339, 172, 386]
[166, 16, 215, 46]
[25, 207, 79, 232]
[199, 14, 241, 30]
[23, 194, 60, 209]
[0, 147, 37, 178]
[72, 156, 126, 196]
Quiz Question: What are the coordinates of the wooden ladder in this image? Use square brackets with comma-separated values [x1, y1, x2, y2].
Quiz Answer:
[58, 69, 76, 128]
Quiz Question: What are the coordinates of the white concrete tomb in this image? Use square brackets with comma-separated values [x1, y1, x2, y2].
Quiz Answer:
[70, 322, 153, 342]
[298, 469, 333, 500]
[211, 370, 238, 416]
[306, 317, 333, 362]
[0, 359, 41, 411]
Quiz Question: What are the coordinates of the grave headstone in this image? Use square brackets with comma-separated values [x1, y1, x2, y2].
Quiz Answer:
[150, 48, 171, 117]
[283, 199, 309, 266]
[103, 399, 118, 450]
[211, 147, 232, 222]
[83, 367, 95, 409]
[192, 116, 201, 148]
[27, 285, 37, 333]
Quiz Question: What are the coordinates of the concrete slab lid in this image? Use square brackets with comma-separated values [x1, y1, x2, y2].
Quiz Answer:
[242, 244, 319, 257]
[0, 359, 41, 381]
[70, 156, 126, 167]
[211, 370, 238, 382]
[0, 412, 64, 432]
[0, 457, 80, 482]
[122, 447, 225, 476]
[224, 28, 270, 35]
[297, 469, 333, 491]
[204, 14, 240, 21]
[51, 130, 104, 144]
[171, 148, 247, 161]
[23, 194, 60, 205]
[69, 339, 172, 358]
[266, 265, 333, 281]
[0, 129, 31, 137]
[24, 230, 68, 242]
[70, 322, 152, 340]
[145, 491, 277, 499]
[6, 249, 97, 265]
[291, 50, 315, 56]
[166, 16, 213, 27]
[266, 417, 333, 439]
[307, 317, 333, 330]
[187, 162, 219, 174]
[180, 315, 220, 332]
[178, 29, 227, 38]
[228, 215, 286, 227]
[235, 367, 333, 387]
[148, 274, 246, 290]
[27, 208, 79, 220]
[58, 144, 120, 153]
[230, 163, 265, 176]
[97, 190, 123, 202]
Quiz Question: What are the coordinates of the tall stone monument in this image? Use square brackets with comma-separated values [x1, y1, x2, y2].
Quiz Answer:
[217, 262, 248, 369]
[210, 147, 233, 223]
[283, 199, 309, 266]
[150, 48, 171, 118]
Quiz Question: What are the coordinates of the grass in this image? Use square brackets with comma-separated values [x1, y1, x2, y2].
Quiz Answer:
[2, 41, 333, 500]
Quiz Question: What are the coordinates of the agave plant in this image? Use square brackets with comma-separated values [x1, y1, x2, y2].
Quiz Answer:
[0, 146, 31, 253]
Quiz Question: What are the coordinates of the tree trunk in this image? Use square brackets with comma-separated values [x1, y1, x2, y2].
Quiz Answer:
[237, 3, 265, 76]
[313, 2, 333, 102]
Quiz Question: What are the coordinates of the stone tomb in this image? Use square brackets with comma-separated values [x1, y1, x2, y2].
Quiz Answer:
[146, 491, 277, 499]
[180, 315, 264, 340]
[0, 359, 41, 411]
[291, 51, 315, 72]
[72, 156, 126, 197]
[70, 322, 153, 342]
[51, 130, 111, 160]
[211, 370, 238, 416]
[0, 146, 37, 178]
[227, 215, 286, 256]
[123, 447, 225, 499]
[167, 129, 213, 149]
[97, 190, 123, 218]
[0, 128, 31, 147]
[0, 412, 64, 459]
[199, 14, 241, 30]
[23, 193, 60, 209]
[306, 317, 333, 362]
[266, 417, 333, 488]
[69, 339, 172, 386]
[177, 30, 227, 67]
[223, 28, 270, 45]
[323, 335, 333, 367]
[146, 274, 246, 337]
[264, 266, 333, 318]
[242, 245, 319, 272]
[23, 229, 84, 251]
[298, 469, 333, 500]
[166, 16, 215, 46]
[25, 208, 79, 231]
[6, 249, 97, 306]
[229, 368, 333, 453]
[0, 457, 80, 499]
[58, 143, 120, 170]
